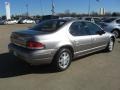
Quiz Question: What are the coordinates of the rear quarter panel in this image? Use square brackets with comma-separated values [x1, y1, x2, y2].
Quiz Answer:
[33, 22, 73, 50]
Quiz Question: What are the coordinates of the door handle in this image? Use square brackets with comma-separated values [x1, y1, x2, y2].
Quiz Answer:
[92, 38, 97, 41]
[74, 40, 79, 46]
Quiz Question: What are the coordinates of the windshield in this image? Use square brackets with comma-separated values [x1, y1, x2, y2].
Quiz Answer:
[103, 18, 116, 23]
[30, 20, 67, 32]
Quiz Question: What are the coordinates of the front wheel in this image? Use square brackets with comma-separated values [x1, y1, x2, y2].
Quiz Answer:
[105, 38, 114, 52]
[112, 30, 120, 38]
[52, 48, 72, 71]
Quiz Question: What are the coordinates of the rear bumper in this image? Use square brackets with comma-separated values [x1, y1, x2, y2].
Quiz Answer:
[8, 43, 57, 65]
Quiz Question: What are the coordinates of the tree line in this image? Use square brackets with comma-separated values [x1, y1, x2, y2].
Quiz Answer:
[1, 11, 120, 20]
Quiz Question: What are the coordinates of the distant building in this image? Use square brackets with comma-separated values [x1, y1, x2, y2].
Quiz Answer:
[99, 8, 105, 15]
[5, 2, 11, 20]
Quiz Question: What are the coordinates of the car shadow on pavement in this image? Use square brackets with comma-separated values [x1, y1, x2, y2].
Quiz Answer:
[0, 50, 107, 78]
[117, 38, 120, 43]
[0, 53, 57, 78]
[118, 40, 120, 43]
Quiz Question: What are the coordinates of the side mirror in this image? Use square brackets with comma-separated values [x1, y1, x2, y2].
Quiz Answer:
[96, 30, 105, 35]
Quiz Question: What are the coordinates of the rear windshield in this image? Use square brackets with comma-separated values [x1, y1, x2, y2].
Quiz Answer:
[30, 20, 67, 32]
[103, 18, 116, 23]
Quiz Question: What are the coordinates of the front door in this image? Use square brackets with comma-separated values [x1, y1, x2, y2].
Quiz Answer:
[85, 22, 108, 50]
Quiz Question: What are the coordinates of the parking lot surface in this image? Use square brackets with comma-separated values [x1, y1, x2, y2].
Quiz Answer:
[0, 24, 120, 90]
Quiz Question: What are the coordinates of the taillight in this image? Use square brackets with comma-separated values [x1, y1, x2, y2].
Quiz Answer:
[27, 41, 45, 49]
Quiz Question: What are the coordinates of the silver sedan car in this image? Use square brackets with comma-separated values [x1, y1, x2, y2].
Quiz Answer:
[8, 19, 115, 71]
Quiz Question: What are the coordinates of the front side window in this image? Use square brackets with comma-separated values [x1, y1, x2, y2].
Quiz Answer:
[85, 18, 91, 21]
[70, 22, 90, 36]
[85, 22, 102, 35]
[94, 18, 101, 23]
[116, 19, 120, 24]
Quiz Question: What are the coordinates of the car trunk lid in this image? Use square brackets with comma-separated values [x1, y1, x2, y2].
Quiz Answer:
[11, 29, 50, 48]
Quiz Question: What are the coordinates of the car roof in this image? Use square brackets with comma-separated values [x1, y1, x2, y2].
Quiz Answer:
[41, 19, 72, 23]
[42, 19, 97, 24]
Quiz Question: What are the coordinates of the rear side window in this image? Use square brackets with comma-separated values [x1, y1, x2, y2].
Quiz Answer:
[70, 22, 90, 36]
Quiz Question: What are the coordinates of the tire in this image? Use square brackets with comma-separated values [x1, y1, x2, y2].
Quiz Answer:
[52, 48, 72, 71]
[112, 30, 120, 38]
[105, 38, 114, 52]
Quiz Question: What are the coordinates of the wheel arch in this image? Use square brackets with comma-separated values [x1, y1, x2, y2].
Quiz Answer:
[111, 36, 115, 43]
[111, 28, 120, 34]
[54, 45, 74, 59]
[111, 28, 120, 38]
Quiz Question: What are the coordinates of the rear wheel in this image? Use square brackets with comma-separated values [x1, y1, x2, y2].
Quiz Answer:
[105, 38, 114, 52]
[112, 30, 120, 38]
[52, 48, 72, 71]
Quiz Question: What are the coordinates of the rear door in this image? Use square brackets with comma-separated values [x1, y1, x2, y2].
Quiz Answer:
[69, 21, 92, 56]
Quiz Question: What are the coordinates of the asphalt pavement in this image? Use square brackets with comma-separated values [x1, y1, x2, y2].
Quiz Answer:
[0, 24, 120, 90]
